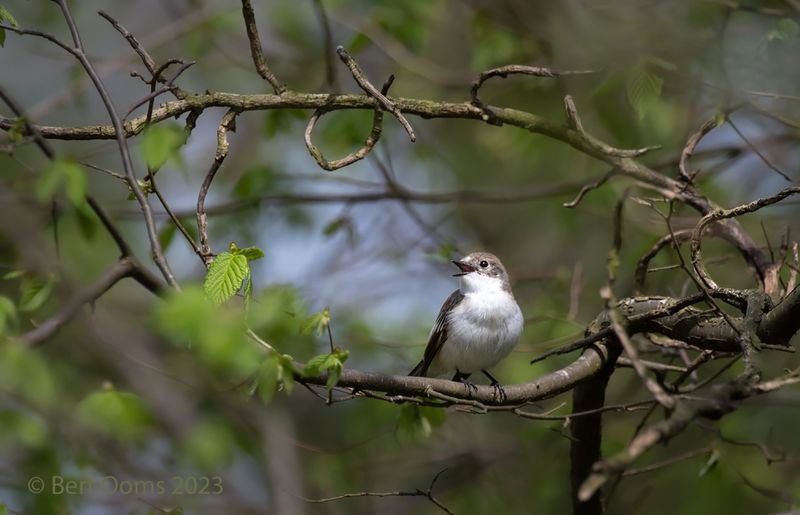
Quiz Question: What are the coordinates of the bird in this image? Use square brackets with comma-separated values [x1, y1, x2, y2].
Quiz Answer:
[409, 252, 524, 400]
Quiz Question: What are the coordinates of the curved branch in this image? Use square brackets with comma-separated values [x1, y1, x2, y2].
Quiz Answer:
[691, 186, 800, 293]
[634, 229, 693, 293]
[679, 114, 722, 182]
[304, 76, 393, 171]
[470, 65, 594, 124]
[336, 46, 415, 142]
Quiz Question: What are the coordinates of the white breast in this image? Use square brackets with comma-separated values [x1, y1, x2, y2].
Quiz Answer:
[432, 289, 523, 376]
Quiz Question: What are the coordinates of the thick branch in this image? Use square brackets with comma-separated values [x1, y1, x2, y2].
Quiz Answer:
[303, 345, 609, 406]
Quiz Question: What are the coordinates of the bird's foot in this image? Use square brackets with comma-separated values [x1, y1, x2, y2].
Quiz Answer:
[452, 371, 478, 398]
[490, 382, 507, 403]
[460, 379, 479, 398]
[481, 369, 506, 402]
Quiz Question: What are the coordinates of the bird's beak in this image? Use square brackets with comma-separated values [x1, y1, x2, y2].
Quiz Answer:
[452, 260, 477, 277]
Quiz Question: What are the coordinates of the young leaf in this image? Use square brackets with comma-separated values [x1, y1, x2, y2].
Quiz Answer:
[35, 157, 87, 206]
[75, 387, 153, 442]
[397, 404, 446, 441]
[19, 276, 53, 313]
[243, 273, 253, 311]
[277, 354, 296, 394]
[302, 348, 348, 389]
[698, 448, 720, 477]
[141, 123, 187, 169]
[204, 252, 250, 304]
[302, 307, 330, 337]
[303, 353, 329, 377]
[626, 63, 664, 120]
[158, 222, 177, 250]
[0, 6, 19, 47]
[767, 18, 800, 41]
[324, 355, 344, 389]
[0, 295, 16, 335]
[237, 246, 265, 261]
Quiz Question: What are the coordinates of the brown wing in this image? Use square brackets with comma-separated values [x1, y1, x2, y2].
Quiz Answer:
[409, 290, 464, 376]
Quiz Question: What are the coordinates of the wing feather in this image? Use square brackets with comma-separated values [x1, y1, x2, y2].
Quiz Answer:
[409, 290, 464, 376]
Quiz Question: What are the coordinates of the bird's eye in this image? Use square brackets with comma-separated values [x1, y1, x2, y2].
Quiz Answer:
[480, 260, 489, 268]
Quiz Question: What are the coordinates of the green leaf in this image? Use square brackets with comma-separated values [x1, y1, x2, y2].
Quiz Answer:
[158, 222, 177, 250]
[233, 164, 281, 198]
[302, 348, 348, 389]
[0, 6, 19, 48]
[303, 354, 329, 377]
[645, 56, 677, 72]
[346, 32, 371, 54]
[76, 386, 154, 442]
[0, 503, 8, 515]
[428, 241, 456, 263]
[302, 307, 330, 337]
[397, 405, 445, 441]
[0, 342, 55, 407]
[181, 420, 234, 470]
[0, 295, 16, 335]
[0, 7, 18, 27]
[35, 157, 87, 205]
[767, 18, 799, 41]
[325, 356, 343, 389]
[322, 217, 352, 237]
[0, 410, 48, 449]
[626, 63, 664, 120]
[204, 252, 250, 304]
[155, 287, 259, 375]
[698, 448, 720, 477]
[243, 274, 253, 311]
[3, 270, 23, 280]
[277, 354, 296, 394]
[141, 123, 186, 169]
[73, 202, 98, 240]
[19, 276, 53, 313]
[236, 246, 265, 261]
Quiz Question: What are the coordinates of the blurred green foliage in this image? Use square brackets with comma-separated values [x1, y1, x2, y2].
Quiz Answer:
[1, 1, 800, 514]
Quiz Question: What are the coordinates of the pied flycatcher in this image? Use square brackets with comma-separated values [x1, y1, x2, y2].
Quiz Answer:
[410, 252, 523, 398]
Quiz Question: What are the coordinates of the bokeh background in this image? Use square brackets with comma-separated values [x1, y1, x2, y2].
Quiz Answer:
[2, 1, 800, 513]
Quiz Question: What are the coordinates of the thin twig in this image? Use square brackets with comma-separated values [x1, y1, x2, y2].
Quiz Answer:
[53, 0, 179, 288]
[97, 10, 156, 74]
[197, 108, 240, 264]
[304, 469, 453, 515]
[727, 116, 793, 182]
[470, 65, 594, 125]
[336, 45, 416, 142]
[679, 115, 721, 182]
[22, 257, 162, 346]
[310, 0, 338, 91]
[240, 0, 285, 94]
[691, 186, 800, 292]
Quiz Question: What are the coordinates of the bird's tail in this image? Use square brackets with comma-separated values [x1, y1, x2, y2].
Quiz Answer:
[409, 360, 427, 377]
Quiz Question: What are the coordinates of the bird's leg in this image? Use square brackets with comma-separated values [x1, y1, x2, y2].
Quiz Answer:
[482, 369, 507, 402]
[452, 370, 477, 397]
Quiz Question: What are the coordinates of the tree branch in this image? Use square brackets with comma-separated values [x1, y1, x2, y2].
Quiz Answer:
[240, 0, 285, 94]
[21, 257, 163, 346]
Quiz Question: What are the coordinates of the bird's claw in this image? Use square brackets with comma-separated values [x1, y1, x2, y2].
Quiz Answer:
[491, 383, 507, 403]
[459, 378, 478, 398]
